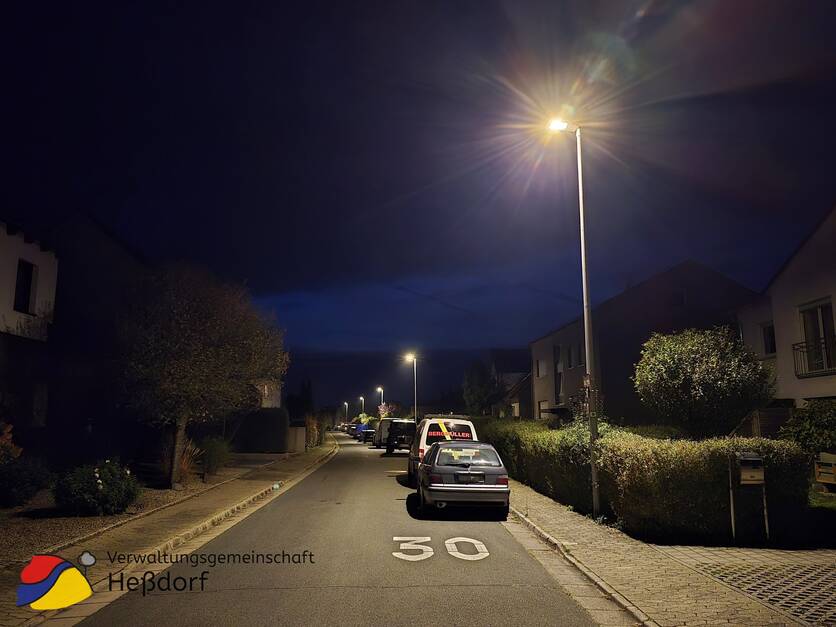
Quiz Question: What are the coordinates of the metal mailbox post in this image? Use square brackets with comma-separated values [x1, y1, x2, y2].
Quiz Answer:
[728, 451, 769, 541]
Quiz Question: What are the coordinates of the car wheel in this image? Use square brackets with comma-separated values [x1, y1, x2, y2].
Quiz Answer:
[386, 446, 393, 454]
[497, 504, 509, 520]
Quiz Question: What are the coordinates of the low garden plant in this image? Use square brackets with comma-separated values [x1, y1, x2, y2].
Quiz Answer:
[200, 437, 231, 475]
[54, 459, 140, 515]
[0, 457, 53, 507]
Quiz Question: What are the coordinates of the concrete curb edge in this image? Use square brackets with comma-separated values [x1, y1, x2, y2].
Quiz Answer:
[510, 505, 659, 627]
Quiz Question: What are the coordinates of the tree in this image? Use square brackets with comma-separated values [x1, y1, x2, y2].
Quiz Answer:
[462, 361, 505, 417]
[120, 266, 289, 486]
[633, 326, 773, 437]
[779, 399, 836, 455]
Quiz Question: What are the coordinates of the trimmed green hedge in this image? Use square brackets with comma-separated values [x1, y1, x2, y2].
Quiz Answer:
[477, 419, 809, 542]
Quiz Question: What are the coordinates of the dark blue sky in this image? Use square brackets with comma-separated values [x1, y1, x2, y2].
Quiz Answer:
[6, 1, 836, 404]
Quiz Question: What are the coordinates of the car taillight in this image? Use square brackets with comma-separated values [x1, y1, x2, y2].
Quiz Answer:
[419, 448, 424, 460]
[429, 474, 442, 484]
[497, 475, 509, 485]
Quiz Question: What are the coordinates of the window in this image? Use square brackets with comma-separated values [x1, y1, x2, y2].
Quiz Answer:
[553, 346, 563, 401]
[511, 402, 520, 417]
[538, 400, 550, 420]
[437, 447, 501, 467]
[761, 322, 776, 356]
[536, 358, 548, 378]
[800, 300, 835, 371]
[13, 260, 36, 314]
[425, 422, 473, 446]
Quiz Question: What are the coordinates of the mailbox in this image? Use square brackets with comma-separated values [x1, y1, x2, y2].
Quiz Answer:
[737, 452, 765, 485]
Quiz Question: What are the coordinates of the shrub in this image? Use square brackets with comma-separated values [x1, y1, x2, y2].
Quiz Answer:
[0, 422, 22, 465]
[600, 433, 809, 542]
[623, 424, 688, 440]
[779, 399, 836, 455]
[200, 437, 231, 475]
[634, 327, 774, 437]
[0, 458, 53, 507]
[54, 460, 140, 515]
[476, 418, 809, 541]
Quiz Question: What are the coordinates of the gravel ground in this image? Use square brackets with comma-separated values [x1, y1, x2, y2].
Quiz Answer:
[0, 466, 247, 566]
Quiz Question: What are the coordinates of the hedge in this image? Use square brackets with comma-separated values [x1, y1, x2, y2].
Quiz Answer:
[476, 419, 809, 542]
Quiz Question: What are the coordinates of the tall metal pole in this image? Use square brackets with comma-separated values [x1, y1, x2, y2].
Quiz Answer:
[360, 397, 365, 414]
[576, 126, 600, 518]
[413, 359, 418, 422]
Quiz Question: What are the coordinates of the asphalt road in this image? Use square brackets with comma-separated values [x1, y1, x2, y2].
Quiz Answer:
[81, 434, 597, 626]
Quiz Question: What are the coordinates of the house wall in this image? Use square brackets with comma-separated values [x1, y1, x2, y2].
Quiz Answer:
[0, 223, 58, 341]
[531, 262, 755, 424]
[764, 210, 836, 403]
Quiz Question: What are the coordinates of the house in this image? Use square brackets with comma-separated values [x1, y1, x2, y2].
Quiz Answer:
[737, 207, 836, 409]
[0, 221, 58, 435]
[530, 261, 756, 423]
[488, 348, 532, 418]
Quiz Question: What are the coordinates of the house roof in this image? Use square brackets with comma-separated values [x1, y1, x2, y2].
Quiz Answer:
[762, 205, 835, 293]
[489, 348, 530, 374]
[529, 259, 756, 344]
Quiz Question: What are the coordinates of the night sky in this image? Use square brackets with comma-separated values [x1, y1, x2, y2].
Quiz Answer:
[6, 1, 836, 406]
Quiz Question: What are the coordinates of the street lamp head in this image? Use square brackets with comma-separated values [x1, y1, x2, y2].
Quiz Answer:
[404, 353, 416, 363]
[376, 387, 383, 393]
[359, 396, 364, 401]
[547, 118, 569, 133]
[344, 401, 348, 406]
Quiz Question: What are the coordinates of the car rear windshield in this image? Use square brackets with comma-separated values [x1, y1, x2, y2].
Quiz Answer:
[436, 447, 500, 467]
[425, 422, 473, 445]
[390, 422, 415, 436]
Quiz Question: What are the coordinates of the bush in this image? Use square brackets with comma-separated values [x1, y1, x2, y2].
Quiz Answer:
[54, 460, 140, 515]
[476, 418, 809, 541]
[200, 437, 230, 475]
[779, 399, 836, 455]
[599, 432, 808, 542]
[0, 422, 22, 465]
[634, 327, 774, 437]
[0, 458, 53, 507]
[623, 424, 688, 440]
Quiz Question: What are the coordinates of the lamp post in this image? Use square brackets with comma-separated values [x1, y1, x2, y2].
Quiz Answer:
[359, 396, 365, 414]
[547, 118, 601, 518]
[404, 353, 417, 421]
[376, 386, 384, 405]
[344, 401, 349, 420]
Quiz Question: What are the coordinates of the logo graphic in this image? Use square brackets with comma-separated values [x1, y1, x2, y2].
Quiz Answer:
[16, 554, 93, 610]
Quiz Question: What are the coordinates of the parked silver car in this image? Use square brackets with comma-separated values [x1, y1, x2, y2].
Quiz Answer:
[416, 441, 510, 519]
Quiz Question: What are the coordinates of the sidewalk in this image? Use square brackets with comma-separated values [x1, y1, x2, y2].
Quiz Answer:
[0, 438, 337, 627]
[510, 479, 836, 626]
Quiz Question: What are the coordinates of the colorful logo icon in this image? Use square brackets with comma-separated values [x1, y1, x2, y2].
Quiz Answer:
[16, 555, 93, 610]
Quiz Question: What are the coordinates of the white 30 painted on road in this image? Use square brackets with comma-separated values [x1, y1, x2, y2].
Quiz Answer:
[392, 537, 489, 562]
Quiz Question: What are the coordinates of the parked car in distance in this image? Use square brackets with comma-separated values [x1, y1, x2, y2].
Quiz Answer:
[347, 424, 358, 437]
[354, 423, 369, 440]
[362, 428, 376, 443]
[384, 420, 415, 454]
[416, 441, 509, 518]
[408, 416, 477, 485]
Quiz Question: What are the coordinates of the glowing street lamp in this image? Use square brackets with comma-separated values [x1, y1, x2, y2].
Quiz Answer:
[343, 401, 349, 420]
[359, 396, 365, 414]
[404, 353, 418, 421]
[546, 115, 601, 518]
[376, 386, 384, 405]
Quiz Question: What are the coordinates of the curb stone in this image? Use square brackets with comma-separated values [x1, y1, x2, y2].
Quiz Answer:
[20, 436, 339, 627]
[510, 505, 659, 627]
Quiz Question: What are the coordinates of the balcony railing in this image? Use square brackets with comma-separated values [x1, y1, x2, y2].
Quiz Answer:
[793, 335, 836, 378]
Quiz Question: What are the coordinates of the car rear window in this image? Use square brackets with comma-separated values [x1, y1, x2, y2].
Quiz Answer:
[436, 447, 500, 467]
[425, 422, 473, 445]
[390, 422, 415, 436]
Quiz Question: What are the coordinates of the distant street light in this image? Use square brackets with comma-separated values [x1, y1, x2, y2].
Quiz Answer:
[404, 353, 418, 421]
[376, 386, 384, 405]
[343, 401, 348, 420]
[359, 396, 365, 414]
[547, 117, 601, 518]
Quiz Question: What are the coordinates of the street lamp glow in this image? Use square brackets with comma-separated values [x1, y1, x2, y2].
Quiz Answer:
[376, 386, 383, 392]
[547, 118, 569, 133]
[404, 353, 416, 363]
